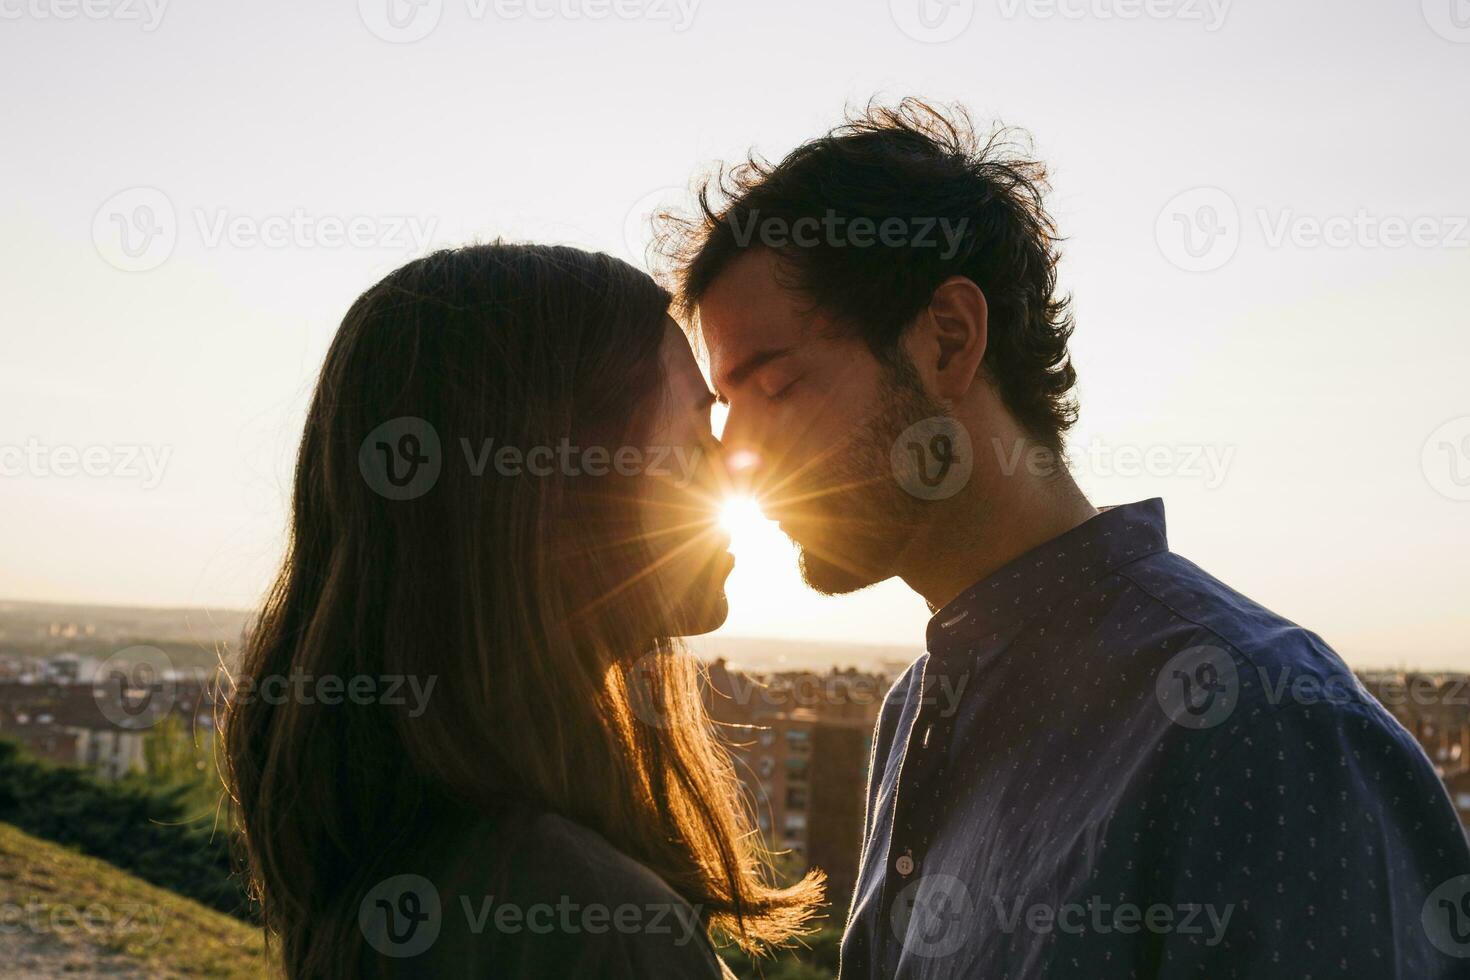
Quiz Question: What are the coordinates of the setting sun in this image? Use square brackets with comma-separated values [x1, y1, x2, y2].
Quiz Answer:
[711, 494, 814, 636]
[716, 494, 795, 569]
[718, 495, 768, 542]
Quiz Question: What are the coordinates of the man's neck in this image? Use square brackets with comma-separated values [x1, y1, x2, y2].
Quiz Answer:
[899, 465, 1099, 614]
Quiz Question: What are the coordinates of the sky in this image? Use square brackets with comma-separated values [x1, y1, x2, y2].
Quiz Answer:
[1, 0, 1467, 668]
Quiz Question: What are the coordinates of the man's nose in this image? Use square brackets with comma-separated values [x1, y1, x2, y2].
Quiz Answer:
[721, 444, 763, 495]
[717, 406, 767, 496]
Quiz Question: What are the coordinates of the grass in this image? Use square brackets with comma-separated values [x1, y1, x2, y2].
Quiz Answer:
[0, 821, 269, 978]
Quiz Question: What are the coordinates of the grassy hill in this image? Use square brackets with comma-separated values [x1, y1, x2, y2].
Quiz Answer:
[0, 822, 267, 977]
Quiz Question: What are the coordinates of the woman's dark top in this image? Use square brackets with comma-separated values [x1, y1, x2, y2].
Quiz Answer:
[364, 804, 727, 978]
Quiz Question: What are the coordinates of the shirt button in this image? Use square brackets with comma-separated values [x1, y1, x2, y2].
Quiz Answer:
[895, 854, 915, 876]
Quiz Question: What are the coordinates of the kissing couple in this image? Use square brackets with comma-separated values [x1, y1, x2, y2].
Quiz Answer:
[224, 99, 1470, 978]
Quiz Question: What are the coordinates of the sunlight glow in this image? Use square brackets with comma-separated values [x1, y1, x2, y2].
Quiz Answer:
[714, 494, 805, 628]
[719, 495, 769, 541]
[717, 494, 795, 568]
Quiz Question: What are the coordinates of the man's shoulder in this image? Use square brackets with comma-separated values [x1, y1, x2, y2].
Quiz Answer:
[1114, 548, 1357, 689]
[1084, 548, 1440, 782]
[1111, 551, 1442, 795]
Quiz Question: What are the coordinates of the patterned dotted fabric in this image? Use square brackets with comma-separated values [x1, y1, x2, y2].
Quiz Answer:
[840, 499, 1470, 979]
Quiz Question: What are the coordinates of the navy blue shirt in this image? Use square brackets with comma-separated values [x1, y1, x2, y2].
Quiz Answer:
[841, 499, 1470, 979]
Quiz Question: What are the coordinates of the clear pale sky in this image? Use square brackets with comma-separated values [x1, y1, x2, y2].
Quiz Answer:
[2, 0, 1467, 668]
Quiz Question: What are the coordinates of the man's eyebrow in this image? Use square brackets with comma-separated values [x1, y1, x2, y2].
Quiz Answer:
[721, 347, 796, 390]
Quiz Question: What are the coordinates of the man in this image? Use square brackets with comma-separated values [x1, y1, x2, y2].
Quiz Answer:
[661, 99, 1470, 977]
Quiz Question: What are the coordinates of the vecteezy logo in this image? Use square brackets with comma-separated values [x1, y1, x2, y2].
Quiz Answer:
[1155, 187, 1240, 272]
[892, 416, 973, 501]
[1423, 875, 1470, 957]
[889, 0, 975, 43]
[891, 873, 973, 958]
[94, 646, 177, 730]
[1155, 645, 1238, 729]
[1422, 416, 1470, 501]
[359, 417, 442, 500]
[93, 188, 177, 272]
[359, 0, 443, 43]
[1423, 0, 1470, 42]
[360, 874, 441, 958]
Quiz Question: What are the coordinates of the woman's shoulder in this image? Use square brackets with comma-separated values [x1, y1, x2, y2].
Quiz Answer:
[465, 808, 707, 919]
[507, 810, 686, 897]
[377, 804, 728, 978]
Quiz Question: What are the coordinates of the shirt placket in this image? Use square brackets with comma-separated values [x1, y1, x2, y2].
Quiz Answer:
[877, 652, 967, 971]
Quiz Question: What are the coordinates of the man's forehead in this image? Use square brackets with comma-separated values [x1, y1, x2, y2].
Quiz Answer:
[699, 251, 818, 373]
[702, 317, 817, 399]
[703, 307, 811, 360]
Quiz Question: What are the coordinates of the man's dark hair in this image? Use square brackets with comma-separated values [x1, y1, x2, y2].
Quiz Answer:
[659, 98, 1079, 453]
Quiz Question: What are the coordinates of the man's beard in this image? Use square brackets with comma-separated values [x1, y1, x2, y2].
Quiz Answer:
[789, 355, 950, 596]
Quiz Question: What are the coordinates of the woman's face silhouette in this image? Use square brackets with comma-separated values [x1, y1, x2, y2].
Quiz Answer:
[637, 320, 734, 637]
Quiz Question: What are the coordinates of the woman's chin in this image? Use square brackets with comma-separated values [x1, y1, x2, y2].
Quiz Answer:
[694, 590, 731, 636]
[670, 589, 729, 638]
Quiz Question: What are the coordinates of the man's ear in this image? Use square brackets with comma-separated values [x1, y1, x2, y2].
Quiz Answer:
[906, 276, 988, 402]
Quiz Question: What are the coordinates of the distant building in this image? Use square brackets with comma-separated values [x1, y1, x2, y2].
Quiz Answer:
[0, 716, 81, 769]
[40, 652, 102, 684]
[704, 658, 887, 909]
[808, 720, 871, 906]
[0, 675, 214, 781]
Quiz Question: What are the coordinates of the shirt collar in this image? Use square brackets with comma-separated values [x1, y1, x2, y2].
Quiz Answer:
[924, 498, 1170, 655]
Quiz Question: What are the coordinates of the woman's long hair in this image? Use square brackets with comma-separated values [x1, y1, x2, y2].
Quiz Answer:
[223, 244, 823, 977]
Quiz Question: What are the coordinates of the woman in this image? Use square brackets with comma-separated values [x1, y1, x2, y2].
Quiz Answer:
[224, 244, 823, 977]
